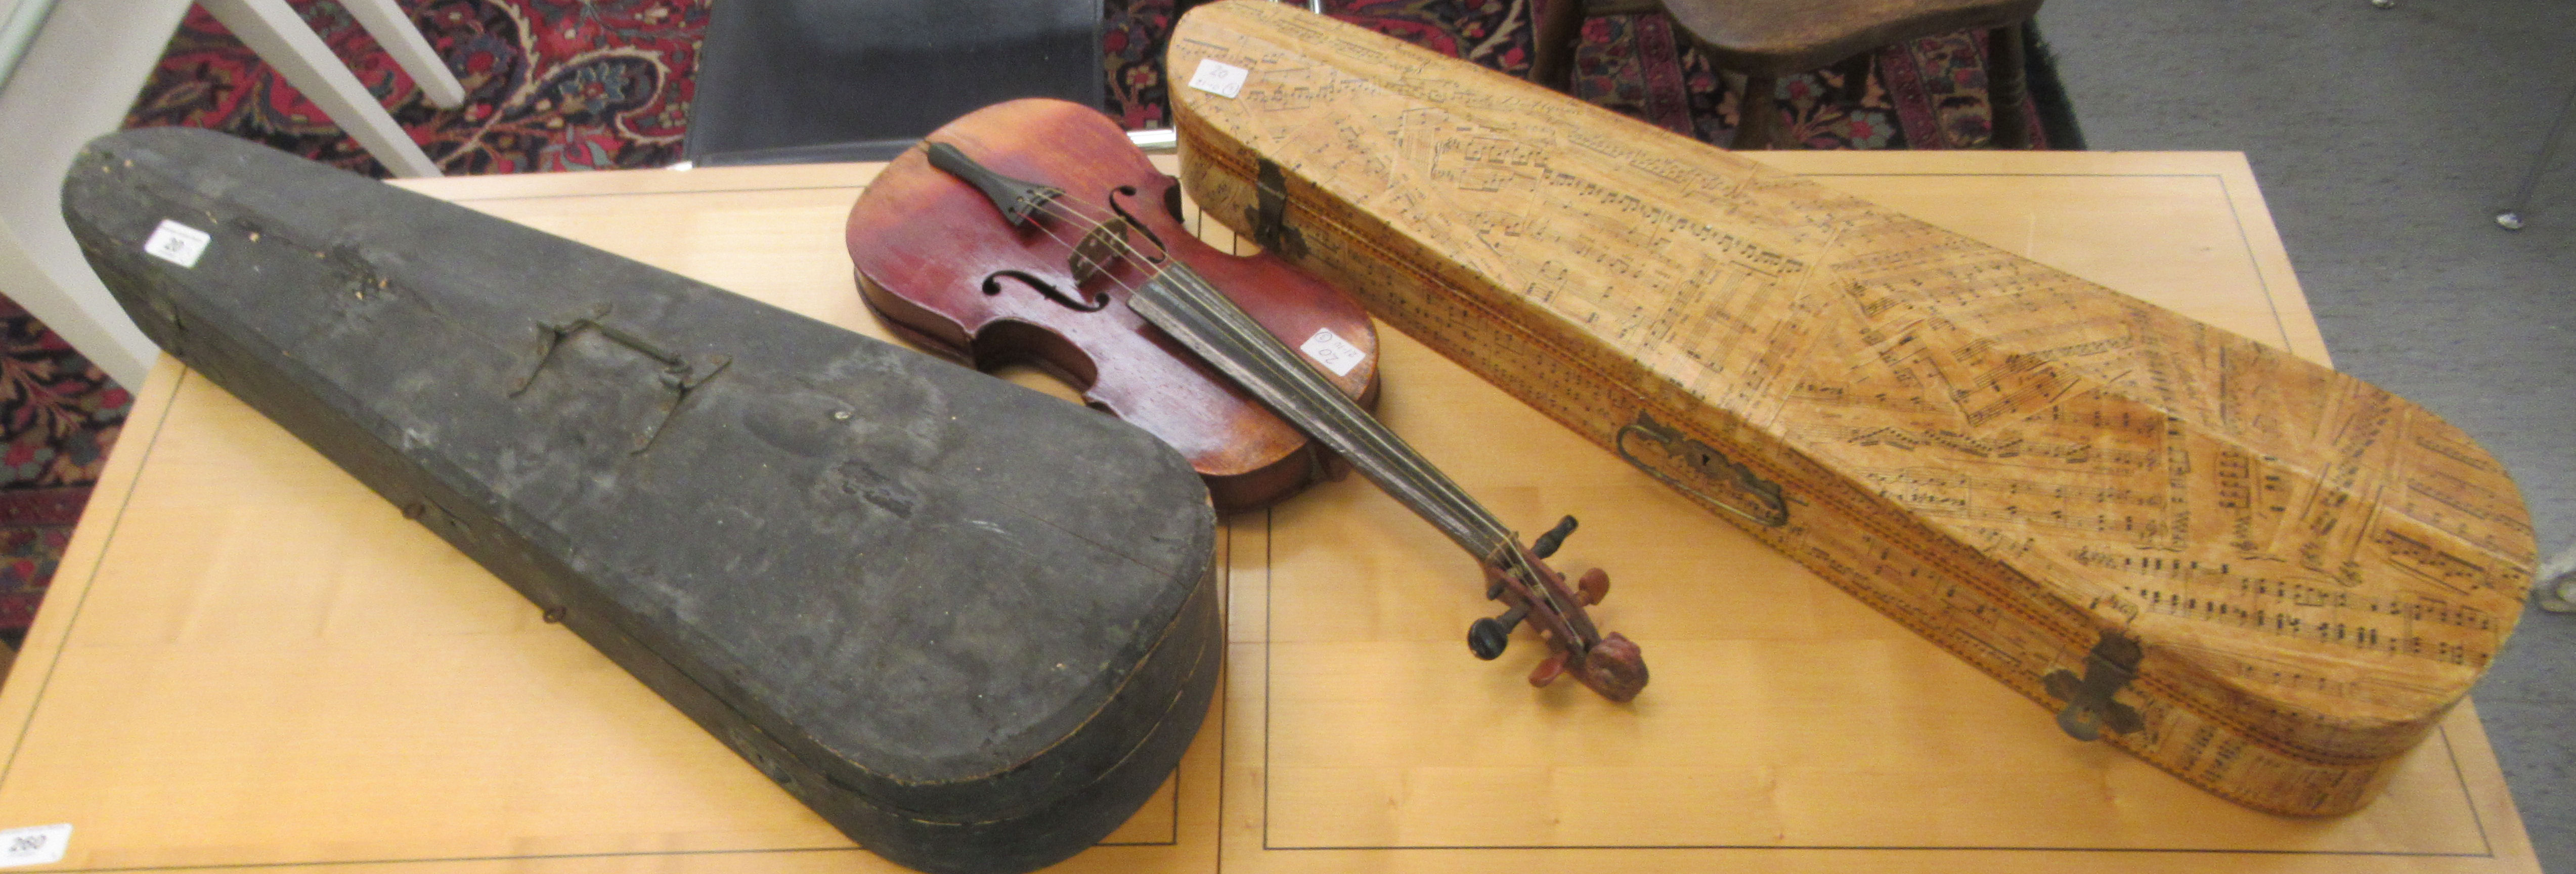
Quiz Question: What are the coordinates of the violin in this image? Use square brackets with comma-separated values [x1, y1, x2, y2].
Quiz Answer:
[846, 99, 1647, 702]
[847, 99, 1378, 512]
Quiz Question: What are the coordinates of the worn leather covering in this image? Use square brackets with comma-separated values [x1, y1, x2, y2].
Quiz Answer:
[62, 127, 1219, 874]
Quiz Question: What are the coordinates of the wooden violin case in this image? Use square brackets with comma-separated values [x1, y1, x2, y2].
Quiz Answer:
[1169, 1, 2533, 815]
[61, 127, 1220, 874]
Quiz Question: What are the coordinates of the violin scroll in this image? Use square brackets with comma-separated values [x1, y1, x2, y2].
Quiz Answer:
[1570, 633, 1648, 702]
[1467, 515, 1647, 702]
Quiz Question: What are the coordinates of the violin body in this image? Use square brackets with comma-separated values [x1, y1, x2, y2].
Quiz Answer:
[847, 99, 1379, 511]
[1171, 1, 2531, 815]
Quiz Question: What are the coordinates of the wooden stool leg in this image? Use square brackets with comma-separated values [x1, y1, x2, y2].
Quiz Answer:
[1732, 73, 1779, 150]
[1532, 0, 1585, 92]
[1986, 23, 2030, 149]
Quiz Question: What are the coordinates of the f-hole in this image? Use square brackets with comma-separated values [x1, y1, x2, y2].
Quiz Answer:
[983, 269, 1106, 312]
[1107, 185, 1170, 264]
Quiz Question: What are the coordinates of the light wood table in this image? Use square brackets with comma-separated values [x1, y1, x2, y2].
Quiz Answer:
[0, 151, 2538, 874]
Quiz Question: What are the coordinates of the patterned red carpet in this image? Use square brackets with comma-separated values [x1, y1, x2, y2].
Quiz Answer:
[125, 0, 709, 177]
[0, 0, 2067, 645]
[0, 301, 129, 648]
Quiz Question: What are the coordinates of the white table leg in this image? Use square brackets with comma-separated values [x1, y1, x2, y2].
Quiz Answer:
[196, 0, 442, 177]
[340, 0, 463, 108]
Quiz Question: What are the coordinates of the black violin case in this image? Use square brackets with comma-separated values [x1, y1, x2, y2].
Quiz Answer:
[61, 127, 1220, 874]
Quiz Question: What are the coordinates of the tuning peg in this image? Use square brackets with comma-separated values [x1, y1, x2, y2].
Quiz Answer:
[1468, 604, 1530, 660]
[1577, 568, 1609, 605]
[1527, 651, 1568, 687]
[1532, 515, 1578, 558]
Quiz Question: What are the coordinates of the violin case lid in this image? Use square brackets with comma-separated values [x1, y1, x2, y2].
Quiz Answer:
[61, 126, 1221, 874]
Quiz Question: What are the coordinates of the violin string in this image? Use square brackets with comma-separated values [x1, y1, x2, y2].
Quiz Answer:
[1136, 251, 1517, 557]
[1146, 271, 1573, 625]
[999, 188, 1524, 558]
[920, 147, 1592, 645]
[1153, 266, 1497, 547]
[1116, 204, 1516, 552]
[1002, 184, 1580, 638]
[1154, 260, 1517, 553]
[1048, 193, 1509, 548]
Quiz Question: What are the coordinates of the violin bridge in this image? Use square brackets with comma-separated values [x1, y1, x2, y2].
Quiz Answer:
[1070, 219, 1133, 285]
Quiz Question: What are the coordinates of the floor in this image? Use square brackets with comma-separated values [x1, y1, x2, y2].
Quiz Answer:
[2036, 0, 2574, 868]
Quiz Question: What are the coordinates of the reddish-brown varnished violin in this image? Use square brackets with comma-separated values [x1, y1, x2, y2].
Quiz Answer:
[847, 99, 1378, 512]
[846, 99, 1645, 701]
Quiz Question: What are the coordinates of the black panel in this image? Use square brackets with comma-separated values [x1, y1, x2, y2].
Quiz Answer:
[685, 0, 1108, 167]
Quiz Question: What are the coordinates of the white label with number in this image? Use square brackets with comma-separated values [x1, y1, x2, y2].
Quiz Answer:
[1187, 59, 1248, 99]
[1300, 327, 1367, 377]
[143, 220, 212, 268]
[0, 824, 69, 867]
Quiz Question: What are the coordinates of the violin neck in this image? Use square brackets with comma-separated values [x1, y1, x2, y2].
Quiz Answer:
[1125, 264, 1516, 561]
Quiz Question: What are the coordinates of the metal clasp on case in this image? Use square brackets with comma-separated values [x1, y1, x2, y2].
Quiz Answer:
[2045, 631, 2147, 741]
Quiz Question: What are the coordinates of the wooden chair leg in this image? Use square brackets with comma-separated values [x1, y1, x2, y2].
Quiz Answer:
[342, 0, 466, 109]
[1731, 73, 1779, 150]
[1986, 23, 2030, 149]
[198, 0, 443, 177]
[1531, 0, 1585, 92]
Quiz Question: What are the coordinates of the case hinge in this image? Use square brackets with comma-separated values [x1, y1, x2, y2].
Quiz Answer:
[1245, 158, 1309, 259]
[2044, 631, 2146, 741]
